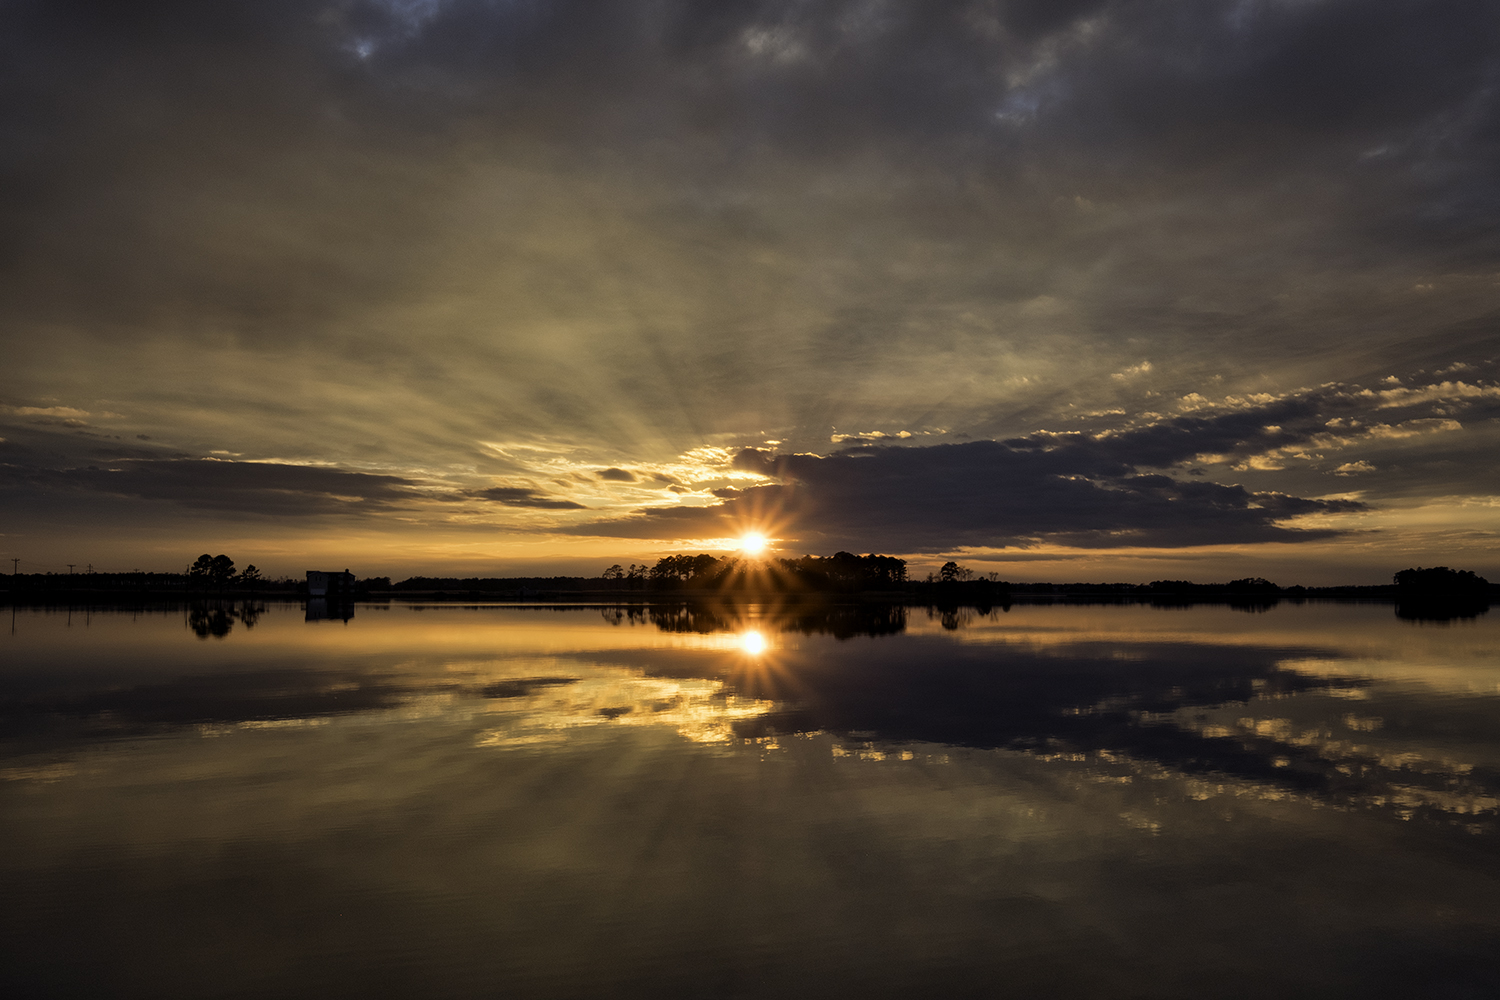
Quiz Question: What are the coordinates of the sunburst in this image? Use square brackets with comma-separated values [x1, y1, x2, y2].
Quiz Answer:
[738, 532, 768, 555]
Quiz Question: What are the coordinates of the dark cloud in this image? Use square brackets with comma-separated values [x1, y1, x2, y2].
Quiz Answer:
[596, 467, 637, 482]
[472, 487, 588, 510]
[569, 379, 1500, 549]
[578, 440, 1362, 551]
[2, 458, 422, 516]
[7, 1, 1499, 315]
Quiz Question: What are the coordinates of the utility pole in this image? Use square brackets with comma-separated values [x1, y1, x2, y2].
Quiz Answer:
[10, 558, 16, 575]
[68, 564, 75, 574]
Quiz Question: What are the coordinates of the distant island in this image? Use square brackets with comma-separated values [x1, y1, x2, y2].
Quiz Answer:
[1, 552, 1492, 619]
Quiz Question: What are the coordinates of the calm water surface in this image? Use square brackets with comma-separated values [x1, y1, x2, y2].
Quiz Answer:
[3, 600, 1499, 998]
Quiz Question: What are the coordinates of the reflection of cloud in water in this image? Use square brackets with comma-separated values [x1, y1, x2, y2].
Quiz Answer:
[1163, 681, 1500, 830]
[0, 668, 415, 741]
[5, 603, 1499, 834]
[613, 611, 1500, 834]
[475, 671, 777, 747]
[428, 604, 1500, 834]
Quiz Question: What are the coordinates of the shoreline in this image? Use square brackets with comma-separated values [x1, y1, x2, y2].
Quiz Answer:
[1, 587, 1491, 609]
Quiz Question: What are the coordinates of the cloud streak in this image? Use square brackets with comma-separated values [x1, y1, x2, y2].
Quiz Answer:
[10, 460, 424, 517]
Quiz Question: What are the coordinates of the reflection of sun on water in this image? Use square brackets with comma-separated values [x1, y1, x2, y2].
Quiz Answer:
[739, 630, 768, 655]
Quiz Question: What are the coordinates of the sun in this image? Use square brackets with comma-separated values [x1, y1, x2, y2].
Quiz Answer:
[739, 630, 768, 655]
[739, 532, 768, 555]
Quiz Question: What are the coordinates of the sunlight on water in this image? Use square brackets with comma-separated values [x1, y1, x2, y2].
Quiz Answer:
[3, 599, 1499, 998]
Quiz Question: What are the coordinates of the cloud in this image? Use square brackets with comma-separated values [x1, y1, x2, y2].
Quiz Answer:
[1372, 381, 1500, 409]
[9, 459, 424, 516]
[575, 443, 1363, 550]
[0, 449, 595, 519]
[1111, 362, 1153, 380]
[830, 430, 924, 444]
[570, 399, 1374, 550]
[472, 486, 588, 510]
[568, 375, 1500, 550]
[596, 467, 637, 482]
[1, 404, 90, 418]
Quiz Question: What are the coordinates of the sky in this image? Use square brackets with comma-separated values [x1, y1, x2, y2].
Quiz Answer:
[3, 0, 1500, 584]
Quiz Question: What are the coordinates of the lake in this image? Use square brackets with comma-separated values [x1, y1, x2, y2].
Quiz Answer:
[3, 599, 1499, 998]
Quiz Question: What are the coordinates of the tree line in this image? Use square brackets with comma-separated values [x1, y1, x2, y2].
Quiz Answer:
[599, 552, 910, 593]
[5, 555, 1490, 604]
[188, 554, 264, 589]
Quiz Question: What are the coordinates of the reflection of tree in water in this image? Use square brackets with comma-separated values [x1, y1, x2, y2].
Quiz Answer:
[188, 605, 234, 639]
[640, 602, 910, 639]
[186, 601, 267, 639]
[600, 605, 649, 627]
[1396, 599, 1490, 623]
[932, 606, 975, 631]
[649, 605, 734, 634]
[781, 604, 906, 639]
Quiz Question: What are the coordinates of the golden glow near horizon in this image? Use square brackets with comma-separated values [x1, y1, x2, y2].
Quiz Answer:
[739, 630, 768, 655]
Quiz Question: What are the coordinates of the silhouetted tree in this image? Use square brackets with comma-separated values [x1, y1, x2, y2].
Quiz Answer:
[1393, 566, 1490, 621]
[649, 554, 721, 589]
[189, 553, 237, 589]
[209, 554, 235, 588]
[774, 552, 908, 591]
[189, 554, 214, 584]
[602, 564, 624, 589]
[1394, 566, 1489, 595]
[237, 564, 263, 589]
[939, 561, 972, 583]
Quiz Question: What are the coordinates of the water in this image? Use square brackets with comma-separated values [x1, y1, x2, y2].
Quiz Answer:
[3, 600, 1499, 998]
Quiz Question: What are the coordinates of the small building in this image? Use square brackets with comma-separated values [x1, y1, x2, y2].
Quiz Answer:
[306, 569, 356, 597]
